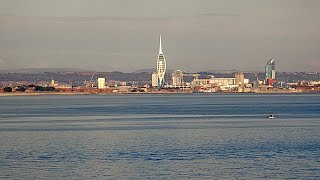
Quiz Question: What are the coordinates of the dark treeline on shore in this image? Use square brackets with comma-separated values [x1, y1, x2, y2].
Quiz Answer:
[2, 85, 56, 92]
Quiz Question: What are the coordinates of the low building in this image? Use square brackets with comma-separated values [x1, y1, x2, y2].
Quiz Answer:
[191, 77, 236, 87]
[209, 78, 235, 86]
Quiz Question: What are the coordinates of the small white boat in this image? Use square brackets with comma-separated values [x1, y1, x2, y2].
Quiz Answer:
[268, 114, 276, 119]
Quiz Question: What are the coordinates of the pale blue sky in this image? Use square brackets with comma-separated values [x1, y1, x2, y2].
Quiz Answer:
[0, 0, 319, 72]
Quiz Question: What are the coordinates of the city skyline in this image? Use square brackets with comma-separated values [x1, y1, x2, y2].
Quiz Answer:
[0, 0, 319, 72]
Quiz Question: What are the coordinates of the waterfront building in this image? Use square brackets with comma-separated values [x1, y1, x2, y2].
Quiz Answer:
[209, 78, 235, 86]
[192, 79, 210, 86]
[265, 59, 276, 85]
[119, 81, 127, 86]
[107, 80, 116, 87]
[97, 78, 106, 89]
[50, 79, 56, 87]
[156, 35, 166, 88]
[53, 84, 72, 90]
[151, 73, 158, 87]
[310, 81, 320, 86]
[172, 70, 184, 87]
[235, 72, 245, 85]
[192, 77, 236, 87]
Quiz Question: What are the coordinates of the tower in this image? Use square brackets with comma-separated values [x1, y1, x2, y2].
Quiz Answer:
[151, 72, 158, 87]
[97, 78, 106, 89]
[235, 72, 245, 85]
[265, 59, 276, 85]
[156, 35, 166, 88]
[172, 70, 183, 87]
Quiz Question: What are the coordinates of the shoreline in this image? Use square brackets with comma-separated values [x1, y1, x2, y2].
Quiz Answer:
[0, 91, 319, 97]
[0, 92, 93, 96]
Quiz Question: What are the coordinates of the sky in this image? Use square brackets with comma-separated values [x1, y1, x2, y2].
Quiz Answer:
[0, 0, 319, 72]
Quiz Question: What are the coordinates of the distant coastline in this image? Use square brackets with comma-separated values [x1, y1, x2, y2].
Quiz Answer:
[0, 92, 91, 96]
[0, 91, 317, 97]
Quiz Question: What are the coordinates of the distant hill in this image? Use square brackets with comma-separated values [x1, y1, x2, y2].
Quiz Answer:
[206, 69, 266, 73]
[133, 69, 174, 74]
[206, 69, 239, 73]
[0, 68, 93, 74]
[132, 69, 155, 73]
[1, 71, 319, 85]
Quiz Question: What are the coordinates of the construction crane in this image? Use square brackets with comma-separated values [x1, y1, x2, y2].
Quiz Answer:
[89, 72, 97, 87]
[84, 72, 97, 87]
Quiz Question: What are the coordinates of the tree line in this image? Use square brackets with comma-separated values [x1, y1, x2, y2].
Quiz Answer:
[2, 85, 55, 92]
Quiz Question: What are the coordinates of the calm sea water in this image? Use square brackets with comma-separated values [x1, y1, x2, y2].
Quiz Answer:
[0, 94, 319, 179]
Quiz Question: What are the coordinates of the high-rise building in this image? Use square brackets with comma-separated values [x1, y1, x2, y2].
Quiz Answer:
[172, 70, 184, 87]
[97, 78, 106, 89]
[151, 73, 158, 87]
[156, 35, 166, 88]
[265, 59, 276, 85]
[235, 72, 245, 85]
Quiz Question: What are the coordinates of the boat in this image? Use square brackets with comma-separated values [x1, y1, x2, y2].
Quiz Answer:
[268, 114, 276, 119]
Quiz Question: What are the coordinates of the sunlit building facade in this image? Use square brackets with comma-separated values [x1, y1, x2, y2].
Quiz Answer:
[192, 78, 236, 86]
[172, 70, 184, 87]
[97, 78, 106, 89]
[151, 73, 158, 87]
[235, 72, 245, 85]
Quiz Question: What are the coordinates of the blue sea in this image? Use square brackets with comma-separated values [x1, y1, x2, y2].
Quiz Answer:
[0, 94, 319, 179]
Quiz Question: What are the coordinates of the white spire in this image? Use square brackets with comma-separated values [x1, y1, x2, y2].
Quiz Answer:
[159, 35, 163, 54]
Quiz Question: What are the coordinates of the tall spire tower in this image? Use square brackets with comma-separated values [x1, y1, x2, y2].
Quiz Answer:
[159, 35, 163, 54]
[156, 35, 166, 88]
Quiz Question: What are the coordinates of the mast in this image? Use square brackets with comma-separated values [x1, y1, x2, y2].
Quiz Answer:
[159, 35, 163, 54]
